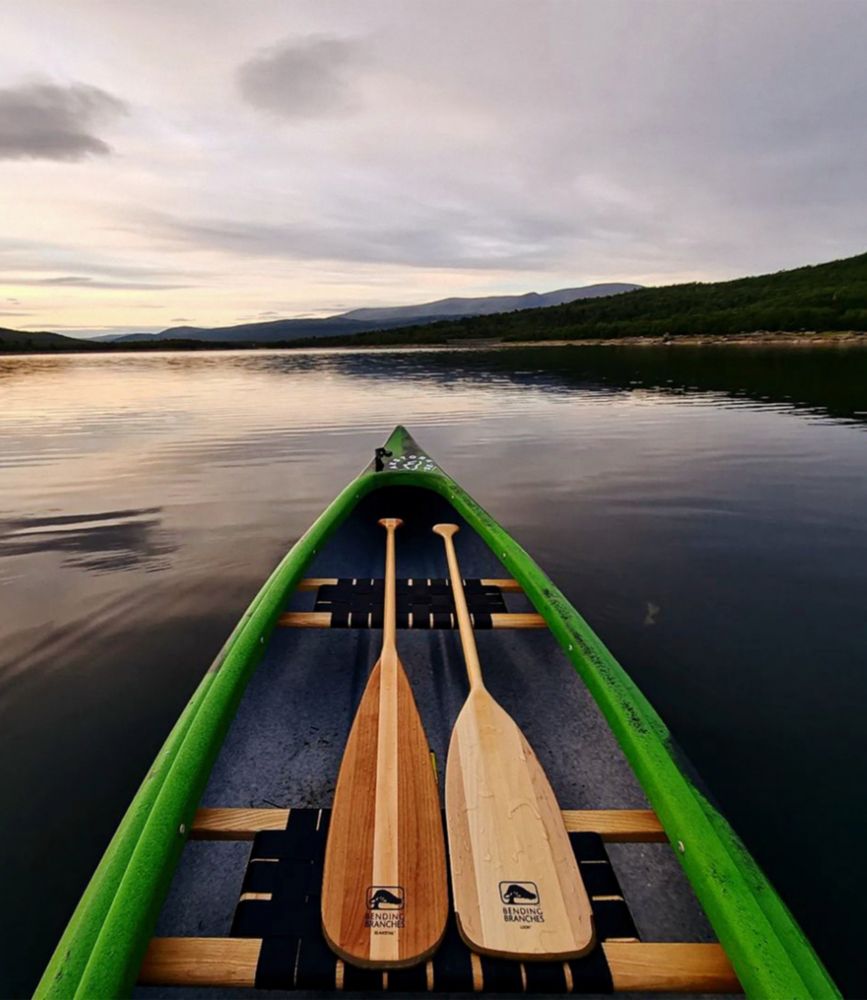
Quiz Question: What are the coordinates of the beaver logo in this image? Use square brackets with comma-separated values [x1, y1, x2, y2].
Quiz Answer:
[499, 881, 544, 924]
[366, 886, 404, 910]
[499, 881, 539, 905]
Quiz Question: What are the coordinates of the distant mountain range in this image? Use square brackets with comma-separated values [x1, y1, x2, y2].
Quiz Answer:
[338, 285, 638, 322]
[0, 326, 102, 351]
[104, 284, 641, 344]
[338, 251, 867, 347]
[4, 252, 867, 354]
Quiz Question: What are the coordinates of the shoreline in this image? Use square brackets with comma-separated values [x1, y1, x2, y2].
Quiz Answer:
[2, 330, 867, 357]
[450, 331, 867, 350]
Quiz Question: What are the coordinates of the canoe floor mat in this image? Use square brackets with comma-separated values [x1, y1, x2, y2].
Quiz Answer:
[231, 809, 637, 992]
[314, 578, 509, 629]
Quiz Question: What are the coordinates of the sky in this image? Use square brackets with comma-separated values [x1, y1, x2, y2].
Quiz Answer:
[1, 0, 866, 337]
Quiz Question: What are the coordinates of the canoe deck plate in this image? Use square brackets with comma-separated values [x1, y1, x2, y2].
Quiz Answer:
[230, 809, 636, 992]
[313, 578, 509, 630]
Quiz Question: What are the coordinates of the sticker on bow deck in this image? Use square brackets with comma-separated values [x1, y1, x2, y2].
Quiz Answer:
[365, 886, 405, 930]
[500, 881, 545, 923]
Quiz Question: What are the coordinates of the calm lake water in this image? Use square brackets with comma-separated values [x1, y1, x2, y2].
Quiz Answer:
[1, 345, 866, 995]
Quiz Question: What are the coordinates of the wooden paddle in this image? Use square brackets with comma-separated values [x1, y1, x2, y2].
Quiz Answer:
[434, 523, 595, 961]
[321, 518, 447, 968]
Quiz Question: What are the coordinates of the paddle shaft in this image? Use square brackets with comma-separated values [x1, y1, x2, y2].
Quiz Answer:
[378, 517, 401, 653]
[373, 517, 402, 941]
[433, 525, 484, 692]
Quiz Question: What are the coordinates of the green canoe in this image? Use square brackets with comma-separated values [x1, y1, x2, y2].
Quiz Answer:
[36, 426, 838, 999]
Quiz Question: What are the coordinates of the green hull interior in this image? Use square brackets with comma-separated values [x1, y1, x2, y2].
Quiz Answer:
[35, 426, 839, 999]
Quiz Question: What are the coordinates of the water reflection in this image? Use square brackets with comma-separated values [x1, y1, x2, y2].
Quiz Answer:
[0, 508, 175, 573]
[285, 345, 867, 425]
[4, 344, 866, 430]
[0, 346, 864, 995]
[168, 344, 867, 425]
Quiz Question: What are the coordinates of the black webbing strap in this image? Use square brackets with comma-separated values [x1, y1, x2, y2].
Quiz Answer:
[231, 810, 629, 992]
[314, 578, 508, 629]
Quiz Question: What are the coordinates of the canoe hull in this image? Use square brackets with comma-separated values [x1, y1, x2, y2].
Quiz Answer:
[35, 426, 839, 1000]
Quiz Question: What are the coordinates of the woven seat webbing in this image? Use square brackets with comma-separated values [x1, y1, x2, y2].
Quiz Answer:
[314, 578, 508, 629]
[230, 809, 635, 992]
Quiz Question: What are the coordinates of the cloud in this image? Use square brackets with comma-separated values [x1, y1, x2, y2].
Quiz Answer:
[2, 274, 188, 290]
[4, 2, 867, 333]
[136, 202, 601, 271]
[0, 244, 203, 285]
[235, 310, 282, 321]
[0, 81, 128, 160]
[237, 36, 362, 118]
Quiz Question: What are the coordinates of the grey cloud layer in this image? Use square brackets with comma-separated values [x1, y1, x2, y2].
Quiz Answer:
[139, 202, 613, 271]
[0, 82, 127, 160]
[3, 0, 867, 326]
[237, 36, 362, 118]
[6, 275, 188, 290]
[219, 5, 867, 279]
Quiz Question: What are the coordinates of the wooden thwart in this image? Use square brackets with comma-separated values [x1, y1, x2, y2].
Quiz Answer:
[191, 807, 291, 839]
[481, 578, 523, 592]
[139, 937, 741, 993]
[605, 942, 741, 993]
[296, 577, 523, 592]
[562, 809, 666, 842]
[191, 807, 666, 843]
[140, 937, 261, 988]
[278, 611, 546, 629]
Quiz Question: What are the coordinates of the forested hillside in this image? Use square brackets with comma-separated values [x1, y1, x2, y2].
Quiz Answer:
[327, 252, 867, 345]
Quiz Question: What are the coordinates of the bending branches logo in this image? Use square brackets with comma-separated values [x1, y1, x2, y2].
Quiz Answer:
[365, 885, 405, 931]
[499, 881, 545, 924]
[367, 887, 404, 910]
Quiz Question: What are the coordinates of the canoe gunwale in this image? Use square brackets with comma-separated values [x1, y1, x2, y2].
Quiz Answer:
[34, 426, 839, 1000]
[35, 469, 378, 999]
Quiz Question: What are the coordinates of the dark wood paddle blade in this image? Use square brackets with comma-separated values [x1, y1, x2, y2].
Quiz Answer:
[445, 686, 595, 961]
[322, 650, 448, 968]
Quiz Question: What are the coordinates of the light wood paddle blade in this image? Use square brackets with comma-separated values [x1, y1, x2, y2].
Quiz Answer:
[322, 518, 447, 968]
[434, 523, 595, 962]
